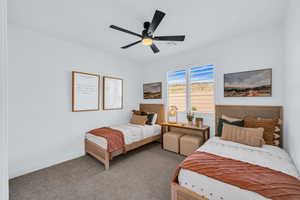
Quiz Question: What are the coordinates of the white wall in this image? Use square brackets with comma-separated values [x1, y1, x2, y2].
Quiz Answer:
[283, 0, 300, 169]
[8, 24, 143, 178]
[0, 0, 8, 199]
[142, 25, 284, 136]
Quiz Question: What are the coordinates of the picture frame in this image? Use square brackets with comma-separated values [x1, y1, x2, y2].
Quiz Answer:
[103, 76, 123, 110]
[224, 68, 272, 97]
[72, 71, 100, 112]
[143, 82, 162, 99]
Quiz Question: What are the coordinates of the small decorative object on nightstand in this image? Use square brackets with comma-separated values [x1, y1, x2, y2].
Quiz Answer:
[186, 107, 197, 125]
[168, 106, 178, 124]
[195, 117, 203, 128]
[186, 112, 194, 125]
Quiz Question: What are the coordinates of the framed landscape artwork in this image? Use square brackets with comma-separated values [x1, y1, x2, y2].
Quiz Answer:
[143, 82, 162, 99]
[103, 76, 123, 110]
[224, 68, 272, 97]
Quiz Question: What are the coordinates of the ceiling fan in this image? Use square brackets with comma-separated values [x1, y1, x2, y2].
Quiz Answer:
[109, 10, 185, 54]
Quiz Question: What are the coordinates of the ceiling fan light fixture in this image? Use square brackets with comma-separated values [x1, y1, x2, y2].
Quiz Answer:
[141, 38, 153, 46]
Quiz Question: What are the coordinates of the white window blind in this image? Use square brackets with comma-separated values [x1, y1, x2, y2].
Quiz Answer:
[167, 70, 187, 112]
[167, 65, 215, 114]
[190, 65, 215, 114]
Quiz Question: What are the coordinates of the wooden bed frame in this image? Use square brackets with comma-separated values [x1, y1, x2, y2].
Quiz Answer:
[171, 104, 283, 200]
[85, 104, 165, 170]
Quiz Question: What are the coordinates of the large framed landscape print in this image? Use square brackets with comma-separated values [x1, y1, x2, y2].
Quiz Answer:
[103, 76, 123, 110]
[224, 68, 272, 97]
[72, 71, 100, 112]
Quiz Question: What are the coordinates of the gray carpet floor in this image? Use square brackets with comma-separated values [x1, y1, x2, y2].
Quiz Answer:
[9, 143, 184, 200]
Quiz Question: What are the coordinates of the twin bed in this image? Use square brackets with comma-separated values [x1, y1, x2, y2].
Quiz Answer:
[175, 137, 299, 200]
[172, 105, 300, 200]
[85, 104, 164, 170]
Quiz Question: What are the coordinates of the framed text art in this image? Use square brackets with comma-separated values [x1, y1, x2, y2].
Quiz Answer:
[72, 71, 100, 112]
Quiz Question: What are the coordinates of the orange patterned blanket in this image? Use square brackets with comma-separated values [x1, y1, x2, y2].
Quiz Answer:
[88, 127, 126, 156]
[173, 151, 300, 200]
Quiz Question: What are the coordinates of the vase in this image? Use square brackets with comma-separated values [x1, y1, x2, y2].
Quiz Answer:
[195, 118, 203, 128]
[188, 121, 193, 126]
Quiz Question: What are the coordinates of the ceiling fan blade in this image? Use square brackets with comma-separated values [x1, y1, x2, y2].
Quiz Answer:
[110, 25, 142, 38]
[148, 10, 165, 35]
[121, 40, 141, 49]
[154, 35, 185, 41]
[150, 43, 160, 54]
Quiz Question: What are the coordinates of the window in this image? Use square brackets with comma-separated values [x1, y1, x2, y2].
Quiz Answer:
[167, 65, 215, 114]
[190, 65, 215, 113]
[167, 70, 187, 112]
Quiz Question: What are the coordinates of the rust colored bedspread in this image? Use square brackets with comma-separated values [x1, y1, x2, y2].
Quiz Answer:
[173, 151, 300, 200]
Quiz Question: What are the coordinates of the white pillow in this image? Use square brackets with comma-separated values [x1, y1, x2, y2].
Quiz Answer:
[222, 114, 243, 122]
[151, 113, 158, 125]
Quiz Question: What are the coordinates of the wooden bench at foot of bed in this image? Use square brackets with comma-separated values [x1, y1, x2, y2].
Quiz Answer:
[85, 135, 161, 170]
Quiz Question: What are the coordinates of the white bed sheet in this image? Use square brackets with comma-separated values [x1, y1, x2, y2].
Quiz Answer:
[178, 137, 300, 200]
[85, 123, 160, 149]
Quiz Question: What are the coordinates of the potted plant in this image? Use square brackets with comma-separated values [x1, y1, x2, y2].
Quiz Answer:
[186, 107, 197, 125]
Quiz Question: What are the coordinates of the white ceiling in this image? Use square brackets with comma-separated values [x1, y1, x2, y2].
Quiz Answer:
[8, 0, 287, 63]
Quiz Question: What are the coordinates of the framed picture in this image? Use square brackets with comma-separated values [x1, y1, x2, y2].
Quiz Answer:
[103, 76, 123, 110]
[72, 71, 100, 112]
[143, 82, 162, 99]
[224, 68, 272, 97]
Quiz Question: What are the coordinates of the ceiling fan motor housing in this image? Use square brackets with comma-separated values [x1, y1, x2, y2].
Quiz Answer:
[143, 22, 151, 37]
[142, 29, 149, 37]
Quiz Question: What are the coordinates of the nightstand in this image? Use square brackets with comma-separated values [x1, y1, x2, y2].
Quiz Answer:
[161, 122, 210, 149]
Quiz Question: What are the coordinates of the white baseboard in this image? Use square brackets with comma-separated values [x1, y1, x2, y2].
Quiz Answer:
[9, 151, 85, 179]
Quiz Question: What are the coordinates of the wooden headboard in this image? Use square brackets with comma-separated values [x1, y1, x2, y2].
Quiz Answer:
[215, 105, 283, 146]
[140, 104, 165, 124]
